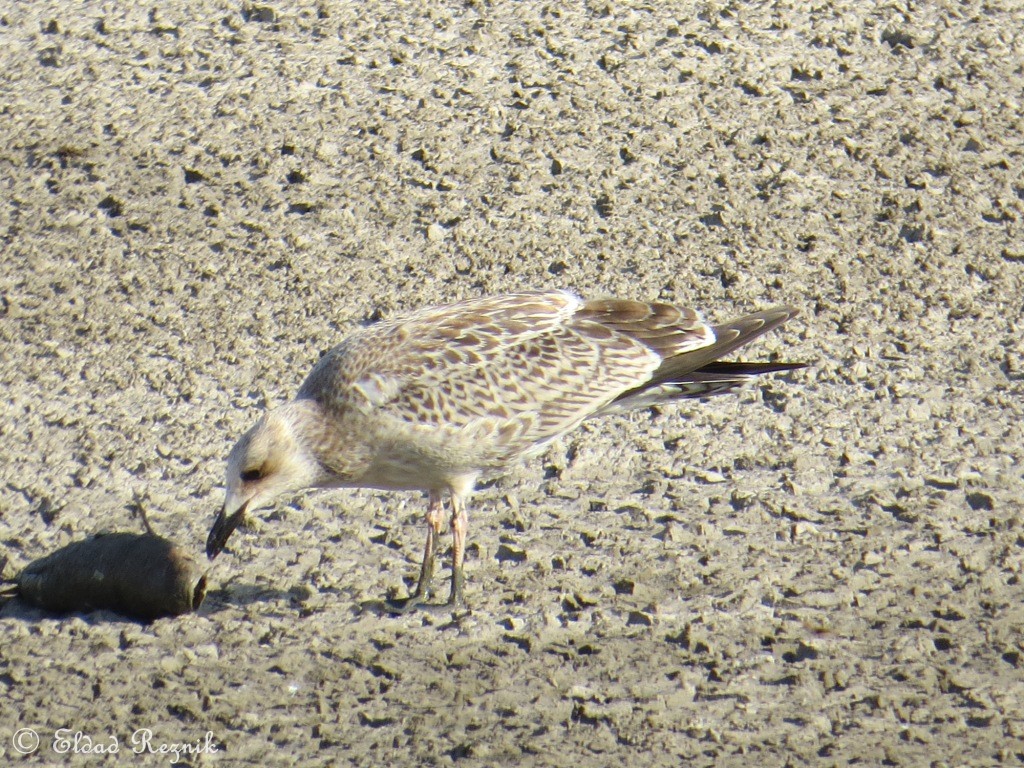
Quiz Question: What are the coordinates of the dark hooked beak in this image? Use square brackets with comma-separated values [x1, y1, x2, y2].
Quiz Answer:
[206, 503, 247, 560]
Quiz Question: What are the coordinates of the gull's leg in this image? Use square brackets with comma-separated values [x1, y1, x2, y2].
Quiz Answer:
[387, 491, 444, 613]
[447, 493, 468, 606]
[413, 491, 445, 600]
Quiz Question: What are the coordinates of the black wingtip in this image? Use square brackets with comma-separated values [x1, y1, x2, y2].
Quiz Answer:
[697, 361, 808, 376]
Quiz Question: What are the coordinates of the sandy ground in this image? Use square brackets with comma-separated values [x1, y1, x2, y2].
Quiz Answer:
[1, 1, 1023, 765]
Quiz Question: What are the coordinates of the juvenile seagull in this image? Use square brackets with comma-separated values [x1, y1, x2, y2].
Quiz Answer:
[207, 291, 802, 610]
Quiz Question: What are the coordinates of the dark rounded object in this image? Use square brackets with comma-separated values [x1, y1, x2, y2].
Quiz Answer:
[15, 532, 207, 621]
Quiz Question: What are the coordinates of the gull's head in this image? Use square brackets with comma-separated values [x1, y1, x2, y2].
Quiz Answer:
[206, 403, 322, 559]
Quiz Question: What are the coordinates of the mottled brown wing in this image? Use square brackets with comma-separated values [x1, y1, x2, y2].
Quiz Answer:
[573, 299, 713, 359]
[375, 298, 718, 462]
[296, 290, 582, 410]
[379, 325, 653, 463]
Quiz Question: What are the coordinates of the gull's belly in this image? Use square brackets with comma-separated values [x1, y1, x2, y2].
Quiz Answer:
[351, 422, 487, 492]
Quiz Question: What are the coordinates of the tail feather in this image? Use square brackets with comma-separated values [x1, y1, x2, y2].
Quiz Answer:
[609, 306, 803, 408]
[652, 306, 799, 384]
[668, 361, 806, 398]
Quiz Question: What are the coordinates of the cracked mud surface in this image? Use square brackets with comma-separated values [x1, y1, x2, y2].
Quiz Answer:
[1, 2, 1023, 765]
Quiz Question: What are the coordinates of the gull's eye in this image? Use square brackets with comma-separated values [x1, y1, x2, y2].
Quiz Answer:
[240, 468, 263, 483]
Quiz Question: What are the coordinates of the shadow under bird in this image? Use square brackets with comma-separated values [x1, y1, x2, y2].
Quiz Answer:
[206, 290, 804, 611]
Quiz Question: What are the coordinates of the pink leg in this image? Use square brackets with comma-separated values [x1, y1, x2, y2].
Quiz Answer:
[388, 491, 444, 613]
[448, 494, 468, 606]
[413, 490, 445, 600]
